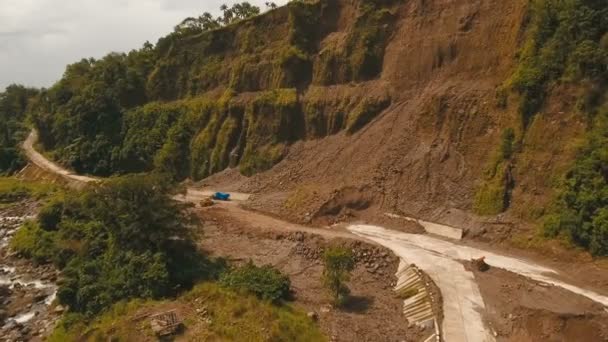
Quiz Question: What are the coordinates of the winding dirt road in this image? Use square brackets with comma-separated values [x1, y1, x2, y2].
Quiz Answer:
[21, 130, 608, 342]
[23, 130, 98, 184]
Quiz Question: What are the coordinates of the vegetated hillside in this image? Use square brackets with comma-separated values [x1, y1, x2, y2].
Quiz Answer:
[30, 0, 607, 254]
[0, 85, 38, 174]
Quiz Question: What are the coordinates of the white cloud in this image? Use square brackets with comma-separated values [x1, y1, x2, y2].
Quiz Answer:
[0, 0, 287, 90]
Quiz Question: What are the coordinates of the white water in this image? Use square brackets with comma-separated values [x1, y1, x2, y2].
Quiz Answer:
[1, 214, 58, 329]
[13, 311, 36, 324]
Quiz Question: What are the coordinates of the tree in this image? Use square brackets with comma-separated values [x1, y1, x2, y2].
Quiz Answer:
[174, 13, 221, 35]
[219, 2, 261, 26]
[322, 245, 355, 306]
[0, 85, 39, 174]
[219, 261, 291, 302]
[12, 174, 214, 315]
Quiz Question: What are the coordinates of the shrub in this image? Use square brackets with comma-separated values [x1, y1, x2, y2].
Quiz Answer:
[10, 221, 57, 264]
[14, 174, 215, 315]
[500, 128, 516, 160]
[346, 97, 391, 134]
[509, 0, 607, 126]
[220, 261, 291, 302]
[544, 108, 608, 255]
[322, 245, 355, 306]
[38, 198, 64, 231]
[473, 166, 509, 216]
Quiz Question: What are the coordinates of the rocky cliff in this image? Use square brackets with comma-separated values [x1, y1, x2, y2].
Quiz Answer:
[31, 0, 608, 249]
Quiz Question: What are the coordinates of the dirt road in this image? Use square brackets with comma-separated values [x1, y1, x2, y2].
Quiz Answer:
[22, 130, 98, 184]
[21, 130, 608, 342]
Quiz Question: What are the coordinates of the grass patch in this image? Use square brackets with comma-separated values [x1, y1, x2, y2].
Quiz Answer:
[0, 177, 57, 204]
[346, 97, 391, 134]
[473, 128, 517, 216]
[50, 283, 326, 342]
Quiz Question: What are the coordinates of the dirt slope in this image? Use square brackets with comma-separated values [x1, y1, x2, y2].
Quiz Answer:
[203, 1, 503, 212]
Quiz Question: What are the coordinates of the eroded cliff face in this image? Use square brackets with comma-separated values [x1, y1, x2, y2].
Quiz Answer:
[35, 0, 594, 237]
[137, 0, 588, 235]
[193, 0, 572, 235]
[119, 0, 400, 180]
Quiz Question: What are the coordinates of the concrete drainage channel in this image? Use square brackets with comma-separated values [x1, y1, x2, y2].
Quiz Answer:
[395, 261, 441, 342]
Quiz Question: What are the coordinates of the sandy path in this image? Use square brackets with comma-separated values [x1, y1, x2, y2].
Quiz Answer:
[22, 130, 98, 184]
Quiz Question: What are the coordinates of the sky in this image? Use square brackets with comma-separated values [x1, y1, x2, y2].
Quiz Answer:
[0, 0, 288, 91]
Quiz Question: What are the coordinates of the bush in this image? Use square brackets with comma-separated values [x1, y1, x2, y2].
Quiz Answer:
[14, 174, 214, 315]
[322, 245, 355, 306]
[544, 108, 608, 255]
[220, 261, 291, 303]
[510, 0, 607, 126]
[500, 128, 516, 160]
[10, 221, 57, 264]
[346, 97, 391, 134]
[51, 283, 326, 342]
[38, 198, 64, 231]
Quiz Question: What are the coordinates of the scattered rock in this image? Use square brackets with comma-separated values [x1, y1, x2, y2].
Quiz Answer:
[472, 256, 490, 272]
[200, 198, 215, 208]
[307, 311, 318, 321]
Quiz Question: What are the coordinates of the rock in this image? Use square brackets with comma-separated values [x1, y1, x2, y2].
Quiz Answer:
[35, 293, 48, 302]
[53, 305, 65, 314]
[3, 320, 17, 331]
[199, 198, 214, 207]
[472, 257, 490, 272]
[307, 311, 318, 321]
[294, 232, 305, 242]
[0, 285, 11, 297]
[320, 305, 332, 313]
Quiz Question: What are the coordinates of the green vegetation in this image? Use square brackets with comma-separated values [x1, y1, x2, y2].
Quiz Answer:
[50, 283, 325, 342]
[473, 162, 511, 216]
[0, 85, 38, 175]
[0, 177, 57, 204]
[322, 245, 355, 306]
[544, 107, 608, 255]
[509, 0, 607, 126]
[174, 2, 261, 37]
[346, 97, 391, 134]
[240, 89, 299, 175]
[11, 174, 220, 315]
[474, 129, 516, 216]
[24, 0, 395, 180]
[220, 261, 291, 302]
[314, 0, 397, 85]
[30, 48, 155, 175]
[504, 0, 607, 254]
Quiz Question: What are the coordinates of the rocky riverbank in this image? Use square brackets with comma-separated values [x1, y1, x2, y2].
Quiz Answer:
[1, 203, 62, 341]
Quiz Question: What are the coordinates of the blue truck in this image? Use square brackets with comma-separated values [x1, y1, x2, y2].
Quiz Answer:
[212, 192, 231, 201]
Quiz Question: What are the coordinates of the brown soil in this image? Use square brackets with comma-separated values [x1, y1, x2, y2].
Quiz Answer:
[195, 204, 430, 342]
[470, 264, 608, 341]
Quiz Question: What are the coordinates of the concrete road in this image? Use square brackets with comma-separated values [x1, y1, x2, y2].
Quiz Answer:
[348, 224, 608, 342]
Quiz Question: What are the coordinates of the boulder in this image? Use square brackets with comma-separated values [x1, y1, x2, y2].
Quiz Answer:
[472, 256, 490, 272]
[307, 311, 318, 321]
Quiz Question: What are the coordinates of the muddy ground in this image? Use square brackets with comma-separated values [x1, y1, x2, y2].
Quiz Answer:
[469, 263, 608, 341]
[196, 205, 431, 342]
